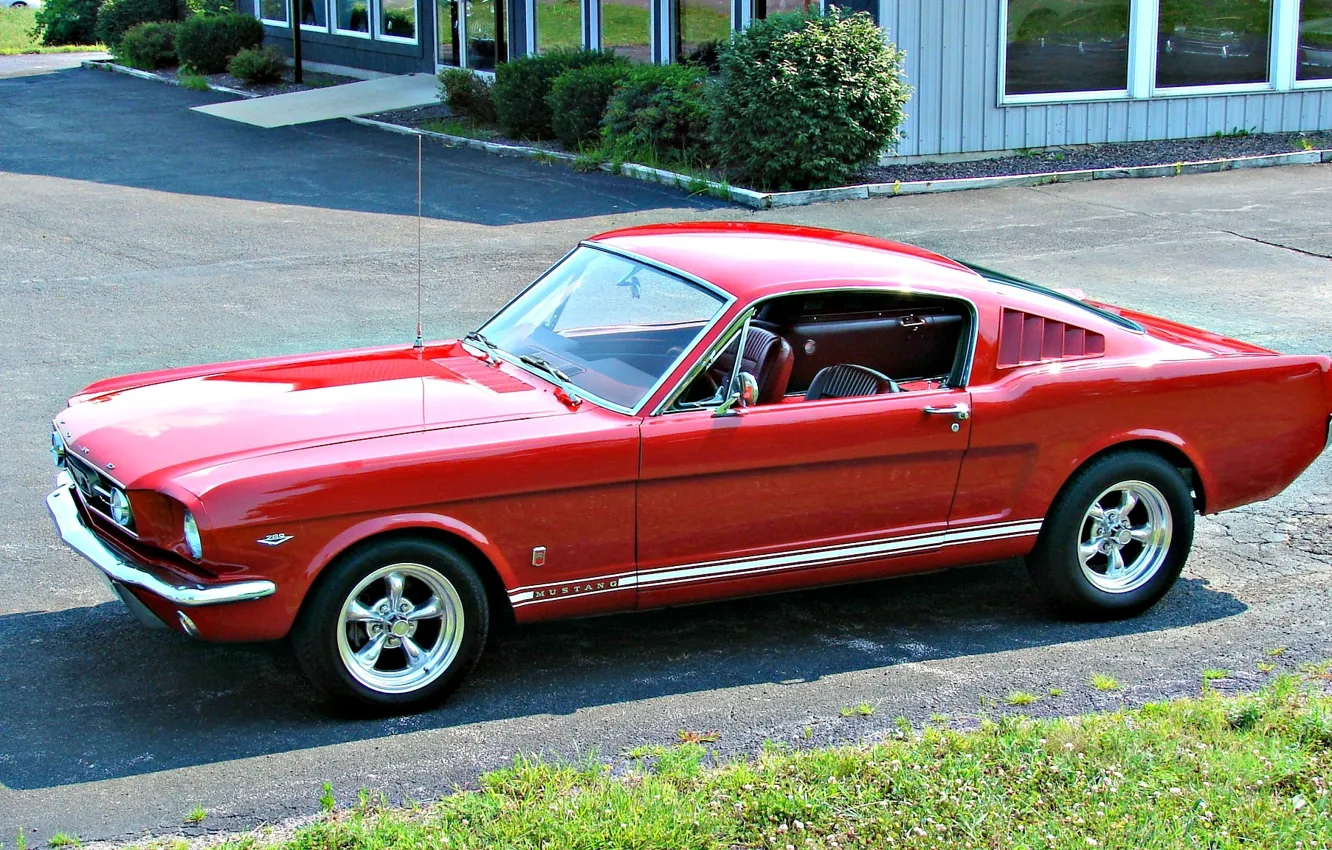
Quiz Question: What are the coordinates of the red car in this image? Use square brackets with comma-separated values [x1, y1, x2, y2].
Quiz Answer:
[47, 223, 1332, 710]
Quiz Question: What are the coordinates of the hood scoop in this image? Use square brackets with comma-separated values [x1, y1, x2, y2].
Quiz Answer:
[435, 357, 536, 393]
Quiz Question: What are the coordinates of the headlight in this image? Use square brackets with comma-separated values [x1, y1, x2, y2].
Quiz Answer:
[183, 510, 203, 560]
[50, 429, 65, 468]
[109, 488, 134, 528]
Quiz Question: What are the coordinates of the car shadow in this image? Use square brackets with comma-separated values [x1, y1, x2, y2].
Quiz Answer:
[0, 69, 726, 227]
[0, 559, 1244, 791]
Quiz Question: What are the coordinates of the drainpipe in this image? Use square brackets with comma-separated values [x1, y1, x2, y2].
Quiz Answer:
[289, 0, 303, 83]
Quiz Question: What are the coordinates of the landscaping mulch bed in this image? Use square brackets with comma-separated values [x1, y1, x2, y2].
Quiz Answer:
[863, 130, 1332, 184]
[365, 103, 566, 152]
[149, 65, 358, 96]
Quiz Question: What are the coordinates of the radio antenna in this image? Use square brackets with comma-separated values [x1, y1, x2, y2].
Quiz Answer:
[413, 134, 424, 350]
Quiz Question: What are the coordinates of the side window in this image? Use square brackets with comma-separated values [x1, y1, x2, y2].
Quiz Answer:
[671, 324, 745, 410]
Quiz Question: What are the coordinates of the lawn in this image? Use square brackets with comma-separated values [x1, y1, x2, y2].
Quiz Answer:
[124, 668, 1332, 850]
[0, 7, 103, 54]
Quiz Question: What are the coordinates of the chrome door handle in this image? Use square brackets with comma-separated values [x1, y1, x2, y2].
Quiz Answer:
[923, 403, 970, 420]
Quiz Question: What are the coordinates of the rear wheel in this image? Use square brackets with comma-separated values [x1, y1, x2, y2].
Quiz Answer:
[1026, 451, 1195, 619]
[293, 538, 489, 712]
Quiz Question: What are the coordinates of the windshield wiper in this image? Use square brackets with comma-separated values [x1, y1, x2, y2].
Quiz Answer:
[519, 355, 583, 407]
[463, 330, 499, 363]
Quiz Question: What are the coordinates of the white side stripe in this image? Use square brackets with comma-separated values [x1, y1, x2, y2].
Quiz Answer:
[507, 519, 1043, 606]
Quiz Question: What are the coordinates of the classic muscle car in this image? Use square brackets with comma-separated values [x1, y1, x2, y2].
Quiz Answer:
[47, 223, 1332, 710]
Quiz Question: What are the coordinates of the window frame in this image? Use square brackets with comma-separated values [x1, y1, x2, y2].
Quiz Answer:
[527, 0, 586, 54]
[375, 0, 421, 44]
[258, 0, 292, 28]
[997, 0, 1331, 107]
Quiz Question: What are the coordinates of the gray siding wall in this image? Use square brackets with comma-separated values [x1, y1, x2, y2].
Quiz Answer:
[883, 0, 1332, 158]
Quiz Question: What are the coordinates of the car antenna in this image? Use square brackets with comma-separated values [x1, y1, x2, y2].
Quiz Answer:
[413, 135, 424, 350]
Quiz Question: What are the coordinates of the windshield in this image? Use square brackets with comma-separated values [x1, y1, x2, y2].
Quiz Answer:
[479, 246, 730, 411]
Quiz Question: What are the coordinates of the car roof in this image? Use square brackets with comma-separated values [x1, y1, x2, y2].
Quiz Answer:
[587, 222, 984, 302]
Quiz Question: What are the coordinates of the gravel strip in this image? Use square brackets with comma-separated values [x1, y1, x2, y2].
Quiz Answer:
[865, 131, 1332, 184]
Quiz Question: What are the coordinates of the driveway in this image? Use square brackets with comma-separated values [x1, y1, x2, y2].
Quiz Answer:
[2, 67, 1331, 844]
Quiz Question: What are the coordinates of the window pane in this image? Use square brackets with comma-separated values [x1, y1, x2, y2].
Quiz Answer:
[335, 0, 369, 31]
[535, 0, 582, 52]
[1005, 0, 1129, 95]
[300, 0, 326, 26]
[1299, 0, 1332, 81]
[676, 0, 730, 63]
[261, 0, 288, 23]
[1157, 0, 1271, 87]
[467, 0, 506, 68]
[439, 0, 462, 64]
[381, 0, 416, 37]
[753, 0, 818, 16]
[601, 0, 651, 62]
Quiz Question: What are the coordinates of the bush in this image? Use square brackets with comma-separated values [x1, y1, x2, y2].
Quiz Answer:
[492, 48, 623, 140]
[175, 11, 262, 73]
[547, 63, 631, 150]
[227, 44, 285, 83]
[438, 67, 496, 125]
[95, 0, 175, 49]
[115, 20, 178, 68]
[601, 64, 709, 164]
[683, 38, 723, 75]
[708, 9, 911, 190]
[33, 0, 104, 46]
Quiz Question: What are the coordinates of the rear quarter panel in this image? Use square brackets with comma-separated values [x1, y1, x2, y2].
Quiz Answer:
[952, 354, 1330, 532]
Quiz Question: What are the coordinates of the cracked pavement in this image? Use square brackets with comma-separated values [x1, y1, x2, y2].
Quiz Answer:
[2, 66, 1332, 844]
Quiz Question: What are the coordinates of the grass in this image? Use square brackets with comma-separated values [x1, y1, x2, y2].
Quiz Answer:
[838, 702, 875, 718]
[1091, 672, 1122, 692]
[135, 673, 1332, 850]
[1049, 687, 1064, 697]
[184, 806, 207, 825]
[46, 835, 78, 848]
[0, 7, 103, 55]
[1203, 669, 1232, 683]
[1006, 690, 1039, 706]
[420, 117, 499, 141]
[177, 70, 211, 91]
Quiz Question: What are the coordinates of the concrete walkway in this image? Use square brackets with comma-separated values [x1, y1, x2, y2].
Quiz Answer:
[192, 72, 440, 127]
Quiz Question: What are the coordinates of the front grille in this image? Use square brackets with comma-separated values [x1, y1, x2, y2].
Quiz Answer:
[66, 453, 134, 535]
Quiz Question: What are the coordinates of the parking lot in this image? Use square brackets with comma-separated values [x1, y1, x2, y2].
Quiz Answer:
[2, 65, 1331, 842]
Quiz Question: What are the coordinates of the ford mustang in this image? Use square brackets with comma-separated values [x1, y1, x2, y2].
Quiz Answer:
[46, 222, 1332, 710]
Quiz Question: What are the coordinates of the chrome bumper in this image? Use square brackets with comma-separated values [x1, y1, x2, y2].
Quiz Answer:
[47, 472, 277, 607]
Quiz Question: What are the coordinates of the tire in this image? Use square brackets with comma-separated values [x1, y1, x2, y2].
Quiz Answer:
[1026, 450, 1195, 620]
[292, 537, 490, 712]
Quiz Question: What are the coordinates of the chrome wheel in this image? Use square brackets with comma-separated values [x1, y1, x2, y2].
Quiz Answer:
[335, 563, 465, 694]
[1078, 480, 1173, 594]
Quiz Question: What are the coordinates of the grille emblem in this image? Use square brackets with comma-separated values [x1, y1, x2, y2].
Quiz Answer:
[258, 533, 294, 546]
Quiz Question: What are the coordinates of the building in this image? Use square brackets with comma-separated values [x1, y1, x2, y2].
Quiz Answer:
[239, 0, 1332, 159]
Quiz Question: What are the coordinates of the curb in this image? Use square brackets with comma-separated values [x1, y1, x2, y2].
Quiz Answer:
[85, 59, 1332, 210]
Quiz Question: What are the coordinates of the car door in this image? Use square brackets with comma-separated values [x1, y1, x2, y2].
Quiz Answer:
[635, 382, 973, 609]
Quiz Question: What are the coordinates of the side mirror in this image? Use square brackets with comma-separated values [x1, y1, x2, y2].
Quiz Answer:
[714, 372, 759, 417]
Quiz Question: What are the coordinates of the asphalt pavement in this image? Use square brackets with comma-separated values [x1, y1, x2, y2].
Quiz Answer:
[2, 62, 1332, 844]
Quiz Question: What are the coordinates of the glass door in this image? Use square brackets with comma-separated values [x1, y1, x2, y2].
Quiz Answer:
[438, 0, 462, 66]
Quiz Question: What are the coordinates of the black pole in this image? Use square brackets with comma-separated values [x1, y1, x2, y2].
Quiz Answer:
[290, 0, 303, 83]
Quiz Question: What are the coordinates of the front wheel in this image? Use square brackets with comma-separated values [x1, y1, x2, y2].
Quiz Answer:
[1026, 451, 1195, 619]
[292, 538, 490, 712]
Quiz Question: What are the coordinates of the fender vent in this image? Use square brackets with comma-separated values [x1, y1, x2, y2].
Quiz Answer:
[997, 309, 1105, 368]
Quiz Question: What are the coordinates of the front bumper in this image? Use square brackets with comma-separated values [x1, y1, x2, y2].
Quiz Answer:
[47, 472, 277, 608]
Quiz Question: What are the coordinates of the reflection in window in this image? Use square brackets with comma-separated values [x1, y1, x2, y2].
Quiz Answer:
[260, 0, 288, 23]
[336, 0, 370, 32]
[601, 0, 651, 62]
[752, 0, 817, 16]
[381, 0, 416, 38]
[676, 0, 730, 63]
[535, 0, 582, 52]
[1299, 0, 1332, 81]
[438, 0, 461, 64]
[466, 0, 507, 69]
[1156, 0, 1271, 87]
[300, 0, 326, 26]
[1005, 0, 1129, 95]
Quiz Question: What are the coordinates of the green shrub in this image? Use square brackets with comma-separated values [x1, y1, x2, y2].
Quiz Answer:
[95, 0, 175, 49]
[175, 11, 262, 73]
[32, 0, 104, 46]
[708, 9, 911, 190]
[438, 67, 496, 124]
[115, 20, 178, 68]
[601, 64, 709, 164]
[227, 44, 285, 83]
[547, 62, 631, 150]
[492, 48, 622, 140]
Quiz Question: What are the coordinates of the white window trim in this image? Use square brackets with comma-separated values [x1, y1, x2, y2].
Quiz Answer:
[527, 0, 590, 54]
[375, 0, 421, 45]
[331, 0, 374, 39]
[998, 0, 1332, 108]
[298, 0, 331, 31]
[258, 0, 290, 26]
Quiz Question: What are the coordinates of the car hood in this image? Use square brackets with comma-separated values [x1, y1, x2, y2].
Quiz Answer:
[56, 343, 570, 488]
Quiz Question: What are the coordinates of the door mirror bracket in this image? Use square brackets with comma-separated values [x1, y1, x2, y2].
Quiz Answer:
[714, 372, 759, 417]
